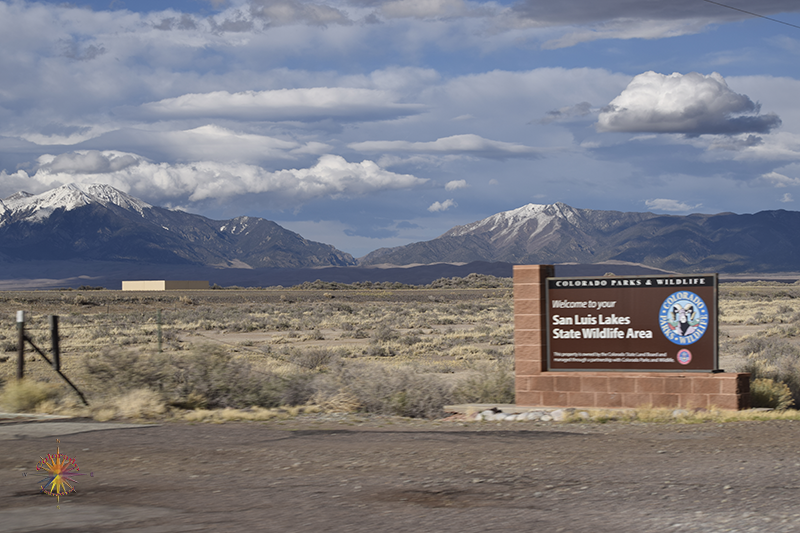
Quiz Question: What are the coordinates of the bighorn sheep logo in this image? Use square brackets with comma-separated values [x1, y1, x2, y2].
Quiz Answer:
[658, 291, 709, 346]
[671, 303, 697, 336]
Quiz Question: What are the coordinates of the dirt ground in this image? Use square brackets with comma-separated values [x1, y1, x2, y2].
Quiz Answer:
[3, 416, 800, 533]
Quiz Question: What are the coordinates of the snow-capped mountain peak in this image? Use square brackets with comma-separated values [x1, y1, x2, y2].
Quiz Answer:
[445, 202, 581, 242]
[4, 191, 34, 202]
[82, 183, 152, 215]
[1, 183, 152, 223]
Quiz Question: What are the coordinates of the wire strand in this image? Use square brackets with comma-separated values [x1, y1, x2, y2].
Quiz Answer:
[701, 0, 800, 31]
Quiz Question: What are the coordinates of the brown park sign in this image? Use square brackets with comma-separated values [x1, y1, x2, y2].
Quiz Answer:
[546, 274, 718, 372]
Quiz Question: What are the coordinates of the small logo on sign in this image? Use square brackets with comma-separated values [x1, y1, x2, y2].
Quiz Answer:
[676, 349, 692, 365]
[659, 291, 709, 346]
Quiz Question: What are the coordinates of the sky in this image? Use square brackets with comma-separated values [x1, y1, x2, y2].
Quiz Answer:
[2, 0, 800, 258]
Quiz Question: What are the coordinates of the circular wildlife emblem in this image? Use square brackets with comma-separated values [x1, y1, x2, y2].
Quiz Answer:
[676, 349, 692, 365]
[658, 291, 709, 346]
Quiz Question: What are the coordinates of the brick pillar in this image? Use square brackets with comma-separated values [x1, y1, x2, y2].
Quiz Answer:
[514, 265, 554, 406]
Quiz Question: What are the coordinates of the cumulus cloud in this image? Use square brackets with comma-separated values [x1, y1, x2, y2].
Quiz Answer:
[136, 88, 425, 122]
[428, 198, 456, 212]
[350, 134, 543, 158]
[645, 198, 702, 212]
[781, 193, 794, 203]
[597, 72, 782, 136]
[720, 132, 800, 161]
[2, 151, 427, 206]
[38, 151, 140, 174]
[445, 179, 468, 190]
[80, 125, 331, 164]
[761, 171, 800, 188]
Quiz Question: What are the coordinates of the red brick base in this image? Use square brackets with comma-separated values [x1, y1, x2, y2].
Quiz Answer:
[515, 371, 750, 410]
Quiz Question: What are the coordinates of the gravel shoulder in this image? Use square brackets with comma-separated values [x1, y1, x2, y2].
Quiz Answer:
[2, 416, 800, 532]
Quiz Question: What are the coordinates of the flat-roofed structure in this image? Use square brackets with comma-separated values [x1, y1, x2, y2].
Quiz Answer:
[121, 280, 209, 291]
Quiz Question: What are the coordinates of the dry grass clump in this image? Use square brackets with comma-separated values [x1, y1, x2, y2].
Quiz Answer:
[114, 388, 168, 418]
[90, 388, 168, 421]
[561, 406, 800, 424]
[182, 405, 318, 423]
[750, 378, 794, 410]
[314, 391, 362, 413]
[82, 345, 298, 411]
[0, 379, 63, 412]
[451, 360, 515, 404]
[313, 362, 454, 418]
[735, 337, 800, 406]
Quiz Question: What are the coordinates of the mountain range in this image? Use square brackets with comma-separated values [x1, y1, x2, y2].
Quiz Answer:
[1, 184, 799, 289]
[0, 183, 355, 269]
[360, 202, 800, 273]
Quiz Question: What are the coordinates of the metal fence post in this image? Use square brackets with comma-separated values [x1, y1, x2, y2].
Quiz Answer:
[16, 311, 25, 380]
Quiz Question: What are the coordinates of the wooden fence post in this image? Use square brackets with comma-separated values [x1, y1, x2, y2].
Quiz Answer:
[10, 311, 88, 406]
[50, 315, 60, 372]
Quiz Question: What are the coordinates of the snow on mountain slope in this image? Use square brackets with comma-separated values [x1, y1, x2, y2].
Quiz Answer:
[220, 216, 254, 236]
[444, 202, 582, 243]
[82, 183, 151, 215]
[1, 183, 151, 224]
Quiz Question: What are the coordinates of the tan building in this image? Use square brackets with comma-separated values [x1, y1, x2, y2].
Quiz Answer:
[121, 280, 209, 291]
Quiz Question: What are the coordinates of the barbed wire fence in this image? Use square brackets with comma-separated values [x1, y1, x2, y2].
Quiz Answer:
[2, 306, 298, 392]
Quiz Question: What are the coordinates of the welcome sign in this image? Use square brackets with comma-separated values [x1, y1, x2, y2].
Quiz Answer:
[546, 274, 717, 371]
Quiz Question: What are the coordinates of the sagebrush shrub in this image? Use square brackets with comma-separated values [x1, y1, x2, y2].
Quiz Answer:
[279, 374, 317, 406]
[451, 360, 515, 404]
[290, 347, 336, 370]
[750, 378, 794, 410]
[372, 325, 397, 342]
[83, 348, 169, 393]
[83, 345, 286, 409]
[738, 338, 800, 407]
[168, 345, 283, 409]
[321, 363, 454, 418]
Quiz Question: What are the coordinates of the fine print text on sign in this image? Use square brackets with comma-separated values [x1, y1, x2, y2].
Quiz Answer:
[546, 275, 717, 371]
